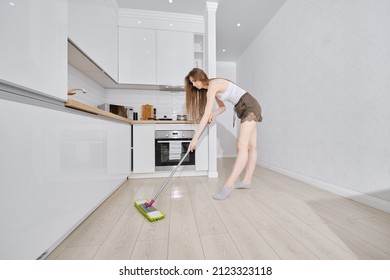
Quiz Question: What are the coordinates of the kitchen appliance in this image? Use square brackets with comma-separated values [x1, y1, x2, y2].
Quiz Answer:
[176, 114, 188, 121]
[98, 103, 128, 118]
[155, 130, 195, 171]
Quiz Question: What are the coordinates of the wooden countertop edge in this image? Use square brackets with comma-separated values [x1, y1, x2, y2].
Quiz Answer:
[65, 99, 196, 125]
[65, 99, 132, 123]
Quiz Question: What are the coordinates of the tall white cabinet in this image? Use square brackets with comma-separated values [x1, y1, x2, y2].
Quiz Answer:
[0, 0, 68, 100]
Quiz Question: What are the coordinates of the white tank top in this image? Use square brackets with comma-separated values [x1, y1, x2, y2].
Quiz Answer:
[215, 81, 246, 105]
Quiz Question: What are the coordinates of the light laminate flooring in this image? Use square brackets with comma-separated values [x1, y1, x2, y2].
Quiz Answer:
[47, 158, 390, 260]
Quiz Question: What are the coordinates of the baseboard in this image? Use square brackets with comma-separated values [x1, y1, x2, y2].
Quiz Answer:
[258, 162, 390, 214]
[217, 154, 236, 158]
[208, 171, 219, 178]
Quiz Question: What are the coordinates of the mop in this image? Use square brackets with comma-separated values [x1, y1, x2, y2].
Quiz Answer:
[134, 125, 208, 222]
[134, 148, 191, 222]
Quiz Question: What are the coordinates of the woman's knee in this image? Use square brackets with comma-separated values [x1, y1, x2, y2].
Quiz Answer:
[236, 140, 249, 151]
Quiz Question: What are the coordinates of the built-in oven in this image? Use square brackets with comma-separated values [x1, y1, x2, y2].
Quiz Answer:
[155, 130, 195, 171]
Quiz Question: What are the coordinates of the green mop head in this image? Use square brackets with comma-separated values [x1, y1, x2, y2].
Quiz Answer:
[134, 200, 165, 222]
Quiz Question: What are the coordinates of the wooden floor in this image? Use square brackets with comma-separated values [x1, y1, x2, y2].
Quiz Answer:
[47, 158, 390, 260]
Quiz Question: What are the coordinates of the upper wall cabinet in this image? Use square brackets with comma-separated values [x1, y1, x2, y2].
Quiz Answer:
[119, 28, 194, 86]
[0, 0, 68, 101]
[118, 27, 157, 85]
[68, 0, 118, 82]
[156, 30, 194, 86]
[118, 9, 204, 87]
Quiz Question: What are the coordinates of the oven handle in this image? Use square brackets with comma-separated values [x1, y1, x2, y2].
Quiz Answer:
[156, 140, 191, 144]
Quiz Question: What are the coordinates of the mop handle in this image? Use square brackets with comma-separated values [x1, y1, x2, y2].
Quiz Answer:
[149, 148, 191, 203]
[146, 124, 208, 207]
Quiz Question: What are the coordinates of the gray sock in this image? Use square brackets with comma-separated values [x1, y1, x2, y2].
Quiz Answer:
[235, 181, 251, 189]
[212, 186, 234, 200]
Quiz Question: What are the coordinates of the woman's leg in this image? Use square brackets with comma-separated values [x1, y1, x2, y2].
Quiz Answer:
[241, 124, 257, 184]
[213, 121, 257, 200]
[218, 120, 257, 187]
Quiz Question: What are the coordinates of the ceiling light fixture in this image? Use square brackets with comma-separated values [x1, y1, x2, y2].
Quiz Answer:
[169, 0, 173, 4]
[236, 23, 241, 27]
[9, 2, 15, 5]
[222, 49, 226, 53]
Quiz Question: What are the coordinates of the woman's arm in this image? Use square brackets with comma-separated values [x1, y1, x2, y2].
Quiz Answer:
[188, 85, 219, 152]
[208, 97, 226, 123]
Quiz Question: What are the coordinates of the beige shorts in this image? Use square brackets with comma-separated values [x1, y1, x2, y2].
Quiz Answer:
[234, 92, 263, 123]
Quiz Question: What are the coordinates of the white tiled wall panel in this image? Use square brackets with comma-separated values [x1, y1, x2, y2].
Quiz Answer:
[105, 89, 187, 120]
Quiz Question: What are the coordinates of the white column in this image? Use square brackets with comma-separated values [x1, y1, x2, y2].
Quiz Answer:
[204, 1, 218, 178]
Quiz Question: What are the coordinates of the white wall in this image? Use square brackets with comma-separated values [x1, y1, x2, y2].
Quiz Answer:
[216, 61, 238, 158]
[237, 0, 390, 211]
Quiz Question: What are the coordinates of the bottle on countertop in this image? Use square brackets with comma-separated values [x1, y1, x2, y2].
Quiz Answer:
[153, 108, 157, 120]
[128, 106, 134, 120]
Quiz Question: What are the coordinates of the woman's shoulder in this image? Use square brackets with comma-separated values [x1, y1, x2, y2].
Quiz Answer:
[209, 78, 229, 87]
[208, 79, 230, 96]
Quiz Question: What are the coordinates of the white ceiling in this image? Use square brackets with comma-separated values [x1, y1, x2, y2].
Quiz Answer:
[116, 0, 287, 62]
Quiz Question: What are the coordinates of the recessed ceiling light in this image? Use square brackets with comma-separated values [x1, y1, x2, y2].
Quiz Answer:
[169, 0, 173, 3]
[9, 2, 15, 5]
[169, 23, 173, 27]
[222, 49, 226, 53]
[137, 20, 141, 24]
[236, 23, 241, 27]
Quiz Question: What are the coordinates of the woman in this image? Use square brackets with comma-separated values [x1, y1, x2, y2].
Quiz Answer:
[185, 68, 262, 200]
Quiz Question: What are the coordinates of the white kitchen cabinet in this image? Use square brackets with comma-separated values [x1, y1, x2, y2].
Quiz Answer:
[68, 0, 118, 81]
[118, 28, 194, 85]
[196, 126, 209, 171]
[0, 99, 130, 259]
[156, 30, 194, 85]
[132, 124, 155, 173]
[0, 0, 67, 100]
[118, 27, 157, 84]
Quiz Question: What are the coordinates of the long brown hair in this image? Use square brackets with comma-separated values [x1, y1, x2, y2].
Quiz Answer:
[184, 68, 209, 121]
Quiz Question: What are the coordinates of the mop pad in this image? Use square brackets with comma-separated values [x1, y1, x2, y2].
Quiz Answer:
[134, 200, 165, 222]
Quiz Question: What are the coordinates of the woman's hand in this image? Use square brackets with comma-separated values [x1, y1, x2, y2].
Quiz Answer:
[208, 112, 216, 123]
[188, 137, 198, 152]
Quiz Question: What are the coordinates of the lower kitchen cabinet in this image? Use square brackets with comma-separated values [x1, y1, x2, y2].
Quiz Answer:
[195, 125, 209, 171]
[0, 98, 131, 259]
[132, 124, 155, 173]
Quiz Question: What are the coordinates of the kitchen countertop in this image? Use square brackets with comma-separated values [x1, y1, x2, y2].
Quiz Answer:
[65, 99, 196, 125]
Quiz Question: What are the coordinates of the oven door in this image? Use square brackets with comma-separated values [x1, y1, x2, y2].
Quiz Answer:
[155, 138, 195, 171]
